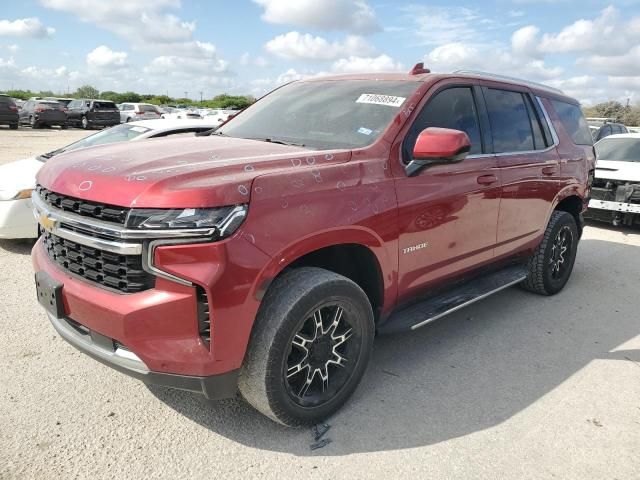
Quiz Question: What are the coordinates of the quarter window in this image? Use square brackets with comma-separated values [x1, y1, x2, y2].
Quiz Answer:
[550, 99, 593, 145]
[405, 87, 483, 157]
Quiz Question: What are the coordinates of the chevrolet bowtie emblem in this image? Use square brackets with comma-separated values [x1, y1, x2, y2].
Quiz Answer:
[39, 213, 57, 232]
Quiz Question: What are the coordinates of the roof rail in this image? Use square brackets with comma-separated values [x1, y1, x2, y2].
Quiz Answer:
[452, 70, 564, 95]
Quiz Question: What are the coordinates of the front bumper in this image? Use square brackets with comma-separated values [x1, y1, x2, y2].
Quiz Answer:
[47, 311, 238, 399]
[0, 198, 37, 239]
[588, 199, 640, 214]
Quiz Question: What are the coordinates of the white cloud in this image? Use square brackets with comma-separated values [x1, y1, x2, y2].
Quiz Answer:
[511, 26, 541, 59]
[265, 32, 374, 61]
[7, 44, 19, 53]
[404, 6, 491, 46]
[425, 42, 562, 81]
[0, 56, 15, 68]
[331, 54, 404, 73]
[513, 7, 640, 57]
[0, 18, 55, 38]
[579, 46, 640, 77]
[86, 45, 128, 69]
[40, 0, 193, 44]
[253, 0, 380, 34]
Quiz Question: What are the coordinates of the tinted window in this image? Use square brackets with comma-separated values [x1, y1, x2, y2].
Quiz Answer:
[0, 95, 13, 104]
[485, 89, 534, 153]
[620, 125, 628, 133]
[595, 138, 640, 162]
[140, 104, 159, 113]
[405, 87, 482, 156]
[92, 101, 116, 109]
[550, 99, 593, 145]
[597, 125, 611, 140]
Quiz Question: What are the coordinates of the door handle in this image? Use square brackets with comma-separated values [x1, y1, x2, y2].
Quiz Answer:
[477, 174, 498, 185]
[542, 166, 558, 175]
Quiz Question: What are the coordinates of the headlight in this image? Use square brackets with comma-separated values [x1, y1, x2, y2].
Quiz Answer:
[0, 189, 33, 201]
[125, 205, 247, 237]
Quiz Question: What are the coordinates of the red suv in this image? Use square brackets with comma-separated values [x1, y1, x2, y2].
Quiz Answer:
[32, 66, 594, 426]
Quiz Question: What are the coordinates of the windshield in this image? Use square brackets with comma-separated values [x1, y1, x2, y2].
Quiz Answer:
[218, 80, 421, 149]
[39, 124, 152, 160]
[596, 138, 640, 162]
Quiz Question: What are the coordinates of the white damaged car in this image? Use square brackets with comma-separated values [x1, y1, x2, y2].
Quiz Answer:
[0, 119, 218, 239]
[587, 133, 640, 227]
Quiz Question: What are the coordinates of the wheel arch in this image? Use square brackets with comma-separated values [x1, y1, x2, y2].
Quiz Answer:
[553, 190, 585, 236]
[251, 228, 393, 324]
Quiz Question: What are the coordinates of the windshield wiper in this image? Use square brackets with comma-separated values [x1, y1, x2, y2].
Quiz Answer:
[197, 128, 227, 137]
[37, 148, 64, 161]
[248, 138, 305, 147]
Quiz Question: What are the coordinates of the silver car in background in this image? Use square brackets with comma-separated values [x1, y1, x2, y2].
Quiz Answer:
[119, 102, 162, 123]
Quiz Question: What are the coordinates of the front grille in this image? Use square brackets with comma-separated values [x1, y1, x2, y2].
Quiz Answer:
[36, 185, 129, 225]
[42, 231, 154, 293]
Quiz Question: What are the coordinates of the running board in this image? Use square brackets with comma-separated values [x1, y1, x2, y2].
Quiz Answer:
[378, 265, 528, 334]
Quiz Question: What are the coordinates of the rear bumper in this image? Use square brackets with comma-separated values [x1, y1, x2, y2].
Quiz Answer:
[47, 311, 239, 399]
[34, 114, 66, 125]
[0, 113, 18, 124]
[87, 117, 119, 126]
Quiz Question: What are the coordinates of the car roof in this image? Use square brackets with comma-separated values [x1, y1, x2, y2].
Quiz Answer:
[597, 133, 640, 140]
[297, 70, 576, 103]
[128, 119, 219, 131]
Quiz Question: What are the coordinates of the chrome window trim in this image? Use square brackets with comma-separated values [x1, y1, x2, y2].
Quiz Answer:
[536, 96, 560, 146]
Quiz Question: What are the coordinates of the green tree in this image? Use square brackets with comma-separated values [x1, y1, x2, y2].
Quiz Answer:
[74, 84, 100, 99]
[4, 89, 34, 100]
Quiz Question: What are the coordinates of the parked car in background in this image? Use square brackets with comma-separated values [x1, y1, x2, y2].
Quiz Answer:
[0, 119, 219, 239]
[586, 133, 640, 227]
[66, 99, 120, 129]
[31, 68, 593, 426]
[201, 108, 237, 125]
[161, 109, 203, 120]
[587, 120, 628, 142]
[119, 103, 162, 123]
[0, 94, 19, 129]
[18, 99, 67, 129]
[44, 97, 75, 108]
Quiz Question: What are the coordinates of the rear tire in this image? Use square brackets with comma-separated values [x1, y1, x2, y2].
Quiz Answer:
[30, 116, 38, 129]
[81, 116, 89, 129]
[61, 124, 68, 130]
[10, 123, 18, 130]
[521, 211, 579, 295]
[239, 267, 374, 427]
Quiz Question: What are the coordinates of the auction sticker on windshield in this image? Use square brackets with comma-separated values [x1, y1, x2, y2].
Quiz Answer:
[356, 94, 406, 107]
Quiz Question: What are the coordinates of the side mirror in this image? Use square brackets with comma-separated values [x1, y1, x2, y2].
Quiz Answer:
[405, 127, 471, 177]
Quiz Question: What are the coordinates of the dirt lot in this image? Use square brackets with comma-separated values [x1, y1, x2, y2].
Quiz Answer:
[0, 129, 638, 479]
[0, 126, 92, 166]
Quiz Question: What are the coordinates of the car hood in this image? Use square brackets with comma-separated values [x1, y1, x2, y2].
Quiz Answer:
[0, 157, 42, 199]
[36, 136, 351, 208]
[595, 160, 640, 183]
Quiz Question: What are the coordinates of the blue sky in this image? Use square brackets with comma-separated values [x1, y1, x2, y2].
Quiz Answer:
[0, 0, 639, 105]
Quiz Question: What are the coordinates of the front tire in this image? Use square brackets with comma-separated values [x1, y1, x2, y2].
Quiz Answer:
[81, 116, 89, 129]
[521, 211, 579, 295]
[239, 267, 374, 427]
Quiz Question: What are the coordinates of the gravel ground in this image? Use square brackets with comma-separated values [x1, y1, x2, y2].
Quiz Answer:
[0, 126, 92, 166]
[1, 130, 639, 479]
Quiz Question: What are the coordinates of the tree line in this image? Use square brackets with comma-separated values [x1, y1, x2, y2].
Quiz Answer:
[4, 84, 256, 110]
[582, 101, 640, 127]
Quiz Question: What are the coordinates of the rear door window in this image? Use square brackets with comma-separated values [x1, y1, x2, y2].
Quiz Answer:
[550, 99, 593, 145]
[405, 86, 483, 156]
[484, 88, 535, 153]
